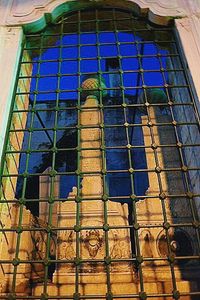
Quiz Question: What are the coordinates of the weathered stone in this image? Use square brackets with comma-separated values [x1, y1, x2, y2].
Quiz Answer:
[32, 95, 136, 297]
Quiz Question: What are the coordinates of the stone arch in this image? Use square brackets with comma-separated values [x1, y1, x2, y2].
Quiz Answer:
[5, 0, 187, 33]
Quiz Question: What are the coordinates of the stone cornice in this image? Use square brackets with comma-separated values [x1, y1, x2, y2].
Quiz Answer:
[0, 0, 191, 30]
[175, 16, 200, 107]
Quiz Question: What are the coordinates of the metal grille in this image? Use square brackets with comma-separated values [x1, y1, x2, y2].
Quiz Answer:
[0, 8, 200, 300]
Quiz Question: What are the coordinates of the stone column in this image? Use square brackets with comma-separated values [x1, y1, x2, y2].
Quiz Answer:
[137, 106, 197, 298]
[33, 94, 136, 297]
[39, 167, 60, 227]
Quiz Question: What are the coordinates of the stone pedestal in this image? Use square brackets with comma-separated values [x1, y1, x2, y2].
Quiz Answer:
[0, 205, 33, 295]
[2, 99, 198, 298]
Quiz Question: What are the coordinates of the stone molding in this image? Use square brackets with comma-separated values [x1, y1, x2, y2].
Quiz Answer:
[175, 16, 200, 108]
[0, 0, 193, 28]
[0, 26, 23, 159]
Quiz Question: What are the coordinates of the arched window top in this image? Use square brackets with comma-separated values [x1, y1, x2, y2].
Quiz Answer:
[4, 0, 186, 33]
[25, 8, 175, 103]
[26, 7, 174, 53]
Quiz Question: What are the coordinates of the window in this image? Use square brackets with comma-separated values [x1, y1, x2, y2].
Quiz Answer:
[0, 8, 199, 299]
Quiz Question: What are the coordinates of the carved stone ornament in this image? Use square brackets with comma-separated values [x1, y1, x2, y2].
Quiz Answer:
[1, 0, 190, 28]
[110, 230, 131, 259]
[81, 229, 103, 258]
[157, 229, 194, 265]
[57, 230, 75, 260]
